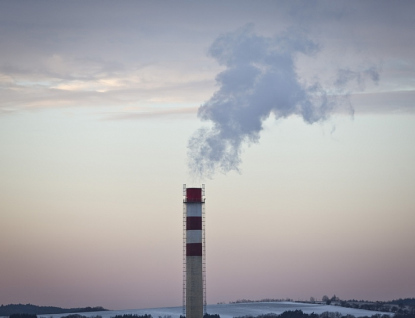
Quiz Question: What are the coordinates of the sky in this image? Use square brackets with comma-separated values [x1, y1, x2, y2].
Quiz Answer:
[1, 0, 415, 311]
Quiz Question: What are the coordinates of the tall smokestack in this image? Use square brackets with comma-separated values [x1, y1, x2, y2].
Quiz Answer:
[183, 184, 206, 318]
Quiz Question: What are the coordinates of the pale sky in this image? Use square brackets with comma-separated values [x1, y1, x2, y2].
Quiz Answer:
[1, 0, 415, 311]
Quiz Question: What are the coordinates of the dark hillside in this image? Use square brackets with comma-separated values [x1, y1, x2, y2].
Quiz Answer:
[0, 304, 107, 316]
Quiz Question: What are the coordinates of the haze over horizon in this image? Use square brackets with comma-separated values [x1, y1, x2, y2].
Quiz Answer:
[1, 0, 414, 311]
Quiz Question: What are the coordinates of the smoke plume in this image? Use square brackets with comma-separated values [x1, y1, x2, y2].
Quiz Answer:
[188, 26, 378, 178]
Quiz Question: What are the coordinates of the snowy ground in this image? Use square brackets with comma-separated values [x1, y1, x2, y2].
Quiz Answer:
[38, 302, 393, 318]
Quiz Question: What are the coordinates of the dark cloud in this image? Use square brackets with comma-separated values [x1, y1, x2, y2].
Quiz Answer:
[335, 67, 380, 90]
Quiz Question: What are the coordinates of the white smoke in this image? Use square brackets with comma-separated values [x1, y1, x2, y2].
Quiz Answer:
[188, 25, 379, 178]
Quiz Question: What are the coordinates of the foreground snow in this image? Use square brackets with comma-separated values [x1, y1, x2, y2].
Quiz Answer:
[39, 302, 392, 318]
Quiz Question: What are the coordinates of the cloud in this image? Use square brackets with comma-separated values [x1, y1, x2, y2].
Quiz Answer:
[0, 54, 215, 112]
[103, 106, 197, 120]
[187, 26, 379, 178]
[351, 90, 415, 114]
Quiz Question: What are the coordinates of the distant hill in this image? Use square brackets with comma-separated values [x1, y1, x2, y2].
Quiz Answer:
[389, 299, 415, 307]
[0, 304, 107, 316]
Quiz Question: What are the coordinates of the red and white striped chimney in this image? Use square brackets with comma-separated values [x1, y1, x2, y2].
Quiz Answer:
[183, 185, 205, 318]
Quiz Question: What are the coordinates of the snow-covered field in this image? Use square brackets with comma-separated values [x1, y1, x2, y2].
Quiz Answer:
[39, 302, 393, 318]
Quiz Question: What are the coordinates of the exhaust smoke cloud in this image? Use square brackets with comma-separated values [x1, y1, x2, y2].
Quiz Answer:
[188, 26, 379, 178]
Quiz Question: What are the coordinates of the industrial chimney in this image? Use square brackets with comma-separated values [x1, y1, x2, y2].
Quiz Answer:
[183, 184, 206, 318]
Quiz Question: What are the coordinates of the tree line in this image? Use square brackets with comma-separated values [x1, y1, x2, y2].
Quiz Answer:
[234, 309, 415, 318]
[0, 304, 107, 316]
[320, 296, 415, 315]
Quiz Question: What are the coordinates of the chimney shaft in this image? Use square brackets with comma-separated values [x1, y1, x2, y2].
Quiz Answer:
[183, 185, 205, 318]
